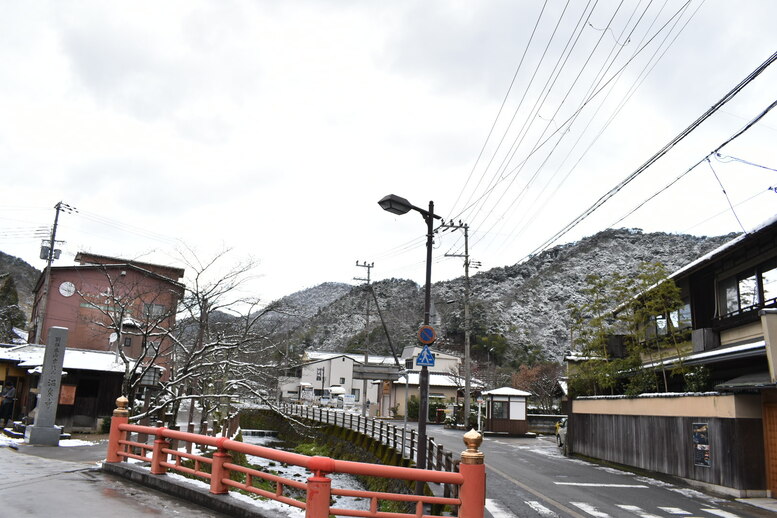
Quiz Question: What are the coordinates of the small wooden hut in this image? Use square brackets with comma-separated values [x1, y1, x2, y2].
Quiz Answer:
[483, 387, 532, 435]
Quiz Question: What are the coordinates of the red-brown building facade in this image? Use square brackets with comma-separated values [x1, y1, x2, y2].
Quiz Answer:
[29, 252, 185, 358]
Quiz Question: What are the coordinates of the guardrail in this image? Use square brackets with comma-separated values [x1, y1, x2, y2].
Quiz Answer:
[105, 397, 485, 518]
[281, 403, 459, 475]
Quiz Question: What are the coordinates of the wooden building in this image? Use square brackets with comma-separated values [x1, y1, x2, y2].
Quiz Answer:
[569, 215, 777, 497]
[483, 387, 532, 435]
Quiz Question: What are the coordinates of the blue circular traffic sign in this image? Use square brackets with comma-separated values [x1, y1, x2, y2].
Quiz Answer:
[418, 325, 436, 344]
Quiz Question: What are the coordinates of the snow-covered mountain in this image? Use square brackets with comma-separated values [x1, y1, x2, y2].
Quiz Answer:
[267, 228, 736, 364]
[0, 228, 737, 366]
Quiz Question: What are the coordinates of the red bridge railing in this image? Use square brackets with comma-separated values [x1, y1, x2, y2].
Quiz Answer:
[105, 397, 485, 518]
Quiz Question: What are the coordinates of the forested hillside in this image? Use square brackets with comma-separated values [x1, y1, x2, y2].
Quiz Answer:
[266, 228, 736, 367]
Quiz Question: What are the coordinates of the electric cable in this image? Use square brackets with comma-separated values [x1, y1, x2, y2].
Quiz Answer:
[456, 0, 580, 222]
[501, 0, 698, 247]
[452, 0, 694, 226]
[706, 157, 748, 234]
[481, 0, 658, 251]
[609, 98, 777, 227]
[450, 0, 550, 216]
[522, 50, 777, 260]
[713, 153, 777, 172]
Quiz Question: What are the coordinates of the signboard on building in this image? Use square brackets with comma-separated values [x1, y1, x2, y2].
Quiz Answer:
[59, 385, 76, 405]
[353, 364, 402, 381]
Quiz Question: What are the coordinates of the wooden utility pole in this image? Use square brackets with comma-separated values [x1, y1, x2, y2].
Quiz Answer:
[34, 201, 76, 344]
[354, 261, 374, 416]
[442, 220, 473, 427]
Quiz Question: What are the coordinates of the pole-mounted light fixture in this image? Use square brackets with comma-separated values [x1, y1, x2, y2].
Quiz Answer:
[378, 193, 441, 494]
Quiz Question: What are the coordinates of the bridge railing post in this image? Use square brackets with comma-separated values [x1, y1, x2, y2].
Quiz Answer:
[306, 456, 335, 518]
[150, 427, 170, 475]
[458, 429, 485, 518]
[106, 396, 129, 463]
[209, 438, 232, 495]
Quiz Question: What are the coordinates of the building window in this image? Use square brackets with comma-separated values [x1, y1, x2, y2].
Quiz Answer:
[492, 401, 507, 419]
[644, 302, 692, 340]
[316, 368, 324, 381]
[718, 260, 777, 317]
[123, 337, 132, 347]
[144, 303, 165, 318]
[351, 388, 360, 402]
[339, 377, 345, 384]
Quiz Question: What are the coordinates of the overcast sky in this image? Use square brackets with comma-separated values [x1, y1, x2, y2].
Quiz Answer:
[2, 1, 776, 305]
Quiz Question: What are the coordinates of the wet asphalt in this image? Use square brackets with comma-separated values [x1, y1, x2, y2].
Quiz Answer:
[0, 439, 230, 517]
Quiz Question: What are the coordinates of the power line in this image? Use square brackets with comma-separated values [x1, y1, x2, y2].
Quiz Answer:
[706, 157, 747, 234]
[450, 0, 551, 215]
[453, 0, 694, 234]
[523, 50, 777, 260]
[609, 98, 777, 227]
[714, 153, 777, 173]
[501, 0, 702, 248]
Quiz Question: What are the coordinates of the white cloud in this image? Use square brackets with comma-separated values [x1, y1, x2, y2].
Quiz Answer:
[1, 1, 776, 303]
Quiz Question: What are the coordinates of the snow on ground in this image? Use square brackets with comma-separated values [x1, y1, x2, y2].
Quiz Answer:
[0, 435, 99, 448]
[0, 435, 23, 447]
[241, 434, 371, 513]
[165, 471, 306, 518]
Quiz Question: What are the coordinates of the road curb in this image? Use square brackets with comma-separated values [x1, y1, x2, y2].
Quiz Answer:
[101, 462, 291, 518]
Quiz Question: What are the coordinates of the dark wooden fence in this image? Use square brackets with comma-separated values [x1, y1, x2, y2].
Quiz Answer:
[571, 413, 765, 491]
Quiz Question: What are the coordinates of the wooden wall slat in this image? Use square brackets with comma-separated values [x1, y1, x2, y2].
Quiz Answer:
[570, 413, 765, 491]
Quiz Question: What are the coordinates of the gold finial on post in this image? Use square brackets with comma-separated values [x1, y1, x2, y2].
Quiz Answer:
[114, 396, 129, 417]
[461, 428, 484, 464]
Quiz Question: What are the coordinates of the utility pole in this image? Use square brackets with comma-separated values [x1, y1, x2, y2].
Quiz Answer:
[354, 260, 374, 416]
[441, 220, 474, 428]
[34, 201, 77, 344]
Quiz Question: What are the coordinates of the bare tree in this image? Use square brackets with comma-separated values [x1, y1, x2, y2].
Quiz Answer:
[146, 247, 293, 431]
[511, 363, 563, 413]
[73, 265, 183, 409]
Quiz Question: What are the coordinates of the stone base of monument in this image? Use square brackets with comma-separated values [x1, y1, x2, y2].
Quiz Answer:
[5, 422, 70, 441]
[26, 425, 69, 446]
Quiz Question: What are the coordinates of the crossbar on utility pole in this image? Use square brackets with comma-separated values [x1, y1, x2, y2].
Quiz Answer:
[442, 220, 473, 427]
[355, 260, 374, 416]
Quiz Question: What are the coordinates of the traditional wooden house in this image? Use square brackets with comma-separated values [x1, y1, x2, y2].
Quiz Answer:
[569, 215, 777, 497]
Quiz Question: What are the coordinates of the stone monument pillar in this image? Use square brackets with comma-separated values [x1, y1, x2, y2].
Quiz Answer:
[27, 327, 69, 446]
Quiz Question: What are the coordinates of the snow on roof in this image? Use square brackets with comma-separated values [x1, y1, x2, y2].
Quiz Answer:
[395, 371, 486, 389]
[483, 387, 532, 397]
[0, 345, 125, 373]
[642, 340, 765, 369]
[667, 214, 777, 281]
[305, 351, 400, 365]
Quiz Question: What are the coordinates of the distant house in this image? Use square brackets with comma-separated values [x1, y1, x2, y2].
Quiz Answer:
[569, 215, 777, 497]
[278, 347, 478, 417]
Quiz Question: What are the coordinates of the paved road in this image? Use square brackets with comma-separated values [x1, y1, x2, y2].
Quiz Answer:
[0, 440, 232, 518]
[423, 424, 775, 518]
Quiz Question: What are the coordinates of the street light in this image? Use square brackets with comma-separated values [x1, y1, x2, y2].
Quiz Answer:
[379, 194, 441, 489]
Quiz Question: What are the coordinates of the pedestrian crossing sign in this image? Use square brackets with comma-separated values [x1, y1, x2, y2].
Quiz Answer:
[416, 345, 435, 367]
